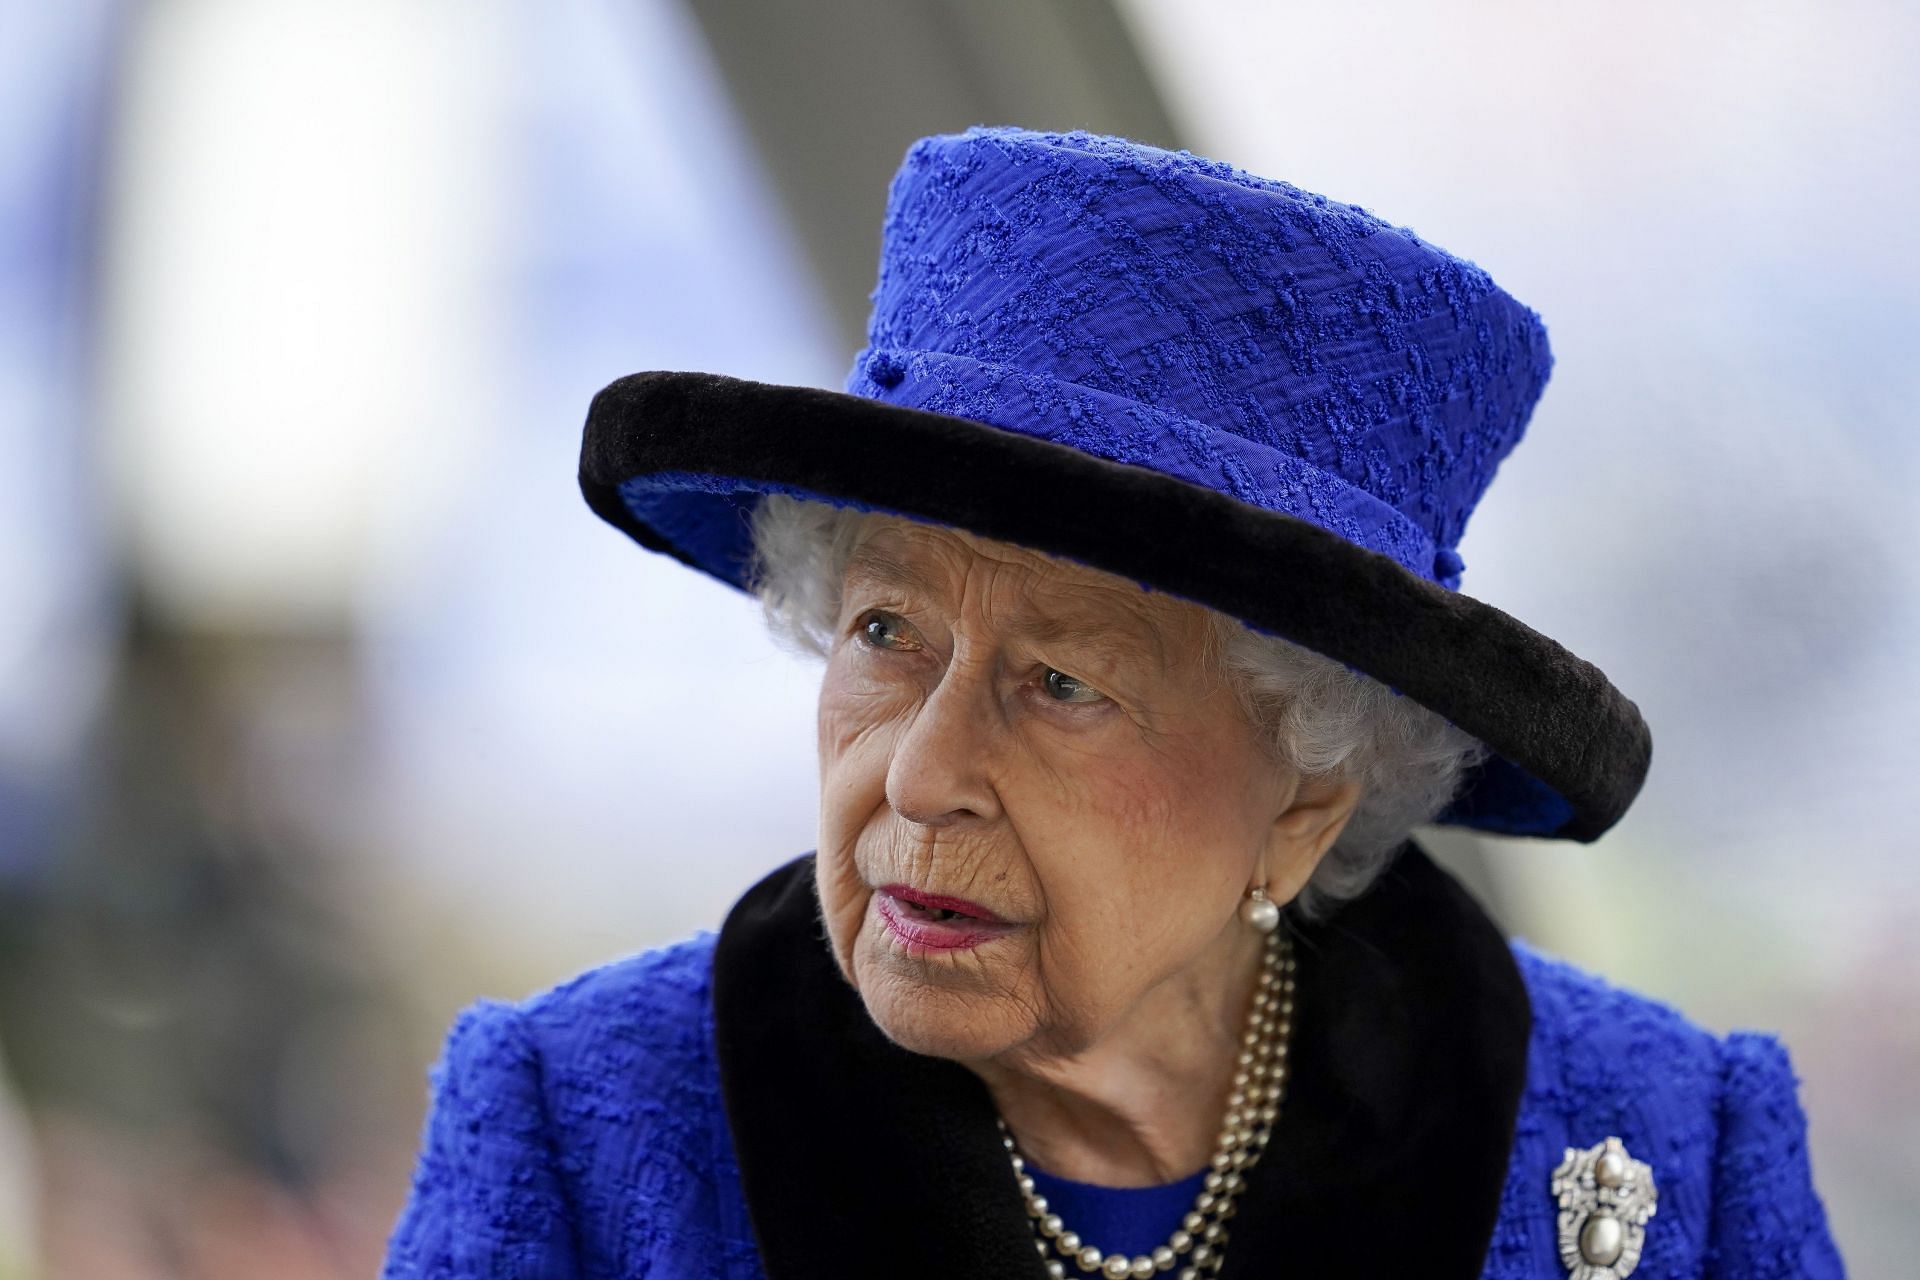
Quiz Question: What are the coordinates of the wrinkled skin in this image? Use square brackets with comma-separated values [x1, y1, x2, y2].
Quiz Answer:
[813, 514, 1360, 1184]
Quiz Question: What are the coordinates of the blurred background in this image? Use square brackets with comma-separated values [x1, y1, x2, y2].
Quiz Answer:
[1, 0, 1914, 1274]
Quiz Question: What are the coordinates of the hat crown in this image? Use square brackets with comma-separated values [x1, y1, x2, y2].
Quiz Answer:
[848, 127, 1554, 588]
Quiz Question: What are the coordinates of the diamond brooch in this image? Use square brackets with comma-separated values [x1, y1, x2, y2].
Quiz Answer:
[1550, 1137, 1657, 1279]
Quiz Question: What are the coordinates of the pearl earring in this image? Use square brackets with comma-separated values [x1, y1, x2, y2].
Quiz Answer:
[1240, 885, 1281, 933]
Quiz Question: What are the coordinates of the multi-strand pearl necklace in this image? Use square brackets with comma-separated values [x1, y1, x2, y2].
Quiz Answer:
[998, 927, 1296, 1279]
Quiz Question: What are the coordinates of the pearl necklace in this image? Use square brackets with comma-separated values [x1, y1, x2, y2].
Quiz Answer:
[998, 928, 1296, 1280]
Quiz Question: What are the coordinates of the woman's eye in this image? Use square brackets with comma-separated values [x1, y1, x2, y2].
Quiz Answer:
[857, 610, 915, 650]
[1042, 668, 1105, 704]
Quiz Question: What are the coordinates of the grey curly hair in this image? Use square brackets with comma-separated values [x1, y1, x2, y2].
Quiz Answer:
[743, 493, 1489, 917]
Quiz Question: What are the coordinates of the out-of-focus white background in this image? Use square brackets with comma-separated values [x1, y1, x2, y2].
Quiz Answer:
[1, 1, 1912, 1275]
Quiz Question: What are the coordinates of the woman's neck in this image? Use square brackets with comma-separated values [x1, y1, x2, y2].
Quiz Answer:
[967, 925, 1266, 1187]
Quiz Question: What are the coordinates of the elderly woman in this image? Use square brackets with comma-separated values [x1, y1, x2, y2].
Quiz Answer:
[382, 128, 1843, 1279]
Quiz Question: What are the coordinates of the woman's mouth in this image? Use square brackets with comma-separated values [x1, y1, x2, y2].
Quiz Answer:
[873, 884, 1016, 953]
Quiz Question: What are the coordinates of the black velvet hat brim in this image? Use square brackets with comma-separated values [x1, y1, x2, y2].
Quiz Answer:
[579, 371, 1651, 841]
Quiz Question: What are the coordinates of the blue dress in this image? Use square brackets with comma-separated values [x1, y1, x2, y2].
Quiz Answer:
[1024, 1163, 1210, 1260]
[380, 850, 1845, 1279]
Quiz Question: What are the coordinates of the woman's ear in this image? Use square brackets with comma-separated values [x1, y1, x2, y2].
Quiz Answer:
[1259, 774, 1362, 904]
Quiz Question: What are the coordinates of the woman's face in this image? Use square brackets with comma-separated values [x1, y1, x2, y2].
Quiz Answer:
[814, 515, 1356, 1065]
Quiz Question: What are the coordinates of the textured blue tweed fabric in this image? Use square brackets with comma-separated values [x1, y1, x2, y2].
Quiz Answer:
[381, 933, 1845, 1279]
[617, 126, 1551, 595]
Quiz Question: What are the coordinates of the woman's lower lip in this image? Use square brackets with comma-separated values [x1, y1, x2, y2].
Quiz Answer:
[873, 892, 1016, 953]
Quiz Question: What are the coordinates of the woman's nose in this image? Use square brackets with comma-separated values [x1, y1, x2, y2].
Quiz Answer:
[884, 663, 1003, 828]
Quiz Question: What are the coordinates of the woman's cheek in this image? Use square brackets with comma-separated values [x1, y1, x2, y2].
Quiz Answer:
[813, 850, 870, 986]
[816, 672, 920, 984]
[819, 658, 920, 758]
[1059, 763, 1230, 957]
[818, 715, 899, 834]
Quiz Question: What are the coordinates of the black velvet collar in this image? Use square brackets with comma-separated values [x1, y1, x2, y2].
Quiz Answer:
[711, 841, 1530, 1277]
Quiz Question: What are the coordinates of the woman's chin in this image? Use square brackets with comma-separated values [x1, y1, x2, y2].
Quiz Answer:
[859, 990, 1018, 1061]
[852, 952, 1030, 1062]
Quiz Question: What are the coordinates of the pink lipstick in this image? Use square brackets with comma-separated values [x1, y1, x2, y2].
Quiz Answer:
[874, 883, 1015, 953]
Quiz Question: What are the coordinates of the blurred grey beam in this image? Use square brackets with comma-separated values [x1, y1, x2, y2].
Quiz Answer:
[679, 0, 1182, 349]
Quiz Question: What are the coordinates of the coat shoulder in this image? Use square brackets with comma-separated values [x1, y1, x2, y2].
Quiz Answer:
[510, 929, 736, 1180]
[516, 929, 721, 1074]
[1484, 941, 1845, 1279]
[514, 930, 760, 1275]
[383, 931, 752, 1280]
[1511, 939, 1723, 1081]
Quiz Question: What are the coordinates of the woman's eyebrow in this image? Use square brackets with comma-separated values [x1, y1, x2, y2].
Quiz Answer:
[844, 544, 1170, 669]
[1011, 614, 1167, 673]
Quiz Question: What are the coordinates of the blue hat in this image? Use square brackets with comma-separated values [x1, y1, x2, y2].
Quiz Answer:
[579, 126, 1650, 840]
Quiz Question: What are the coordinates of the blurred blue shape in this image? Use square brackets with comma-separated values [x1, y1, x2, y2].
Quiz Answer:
[0, 0, 124, 883]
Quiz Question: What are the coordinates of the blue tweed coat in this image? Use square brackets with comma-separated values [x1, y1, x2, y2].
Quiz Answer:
[382, 849, 1843, 1278]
